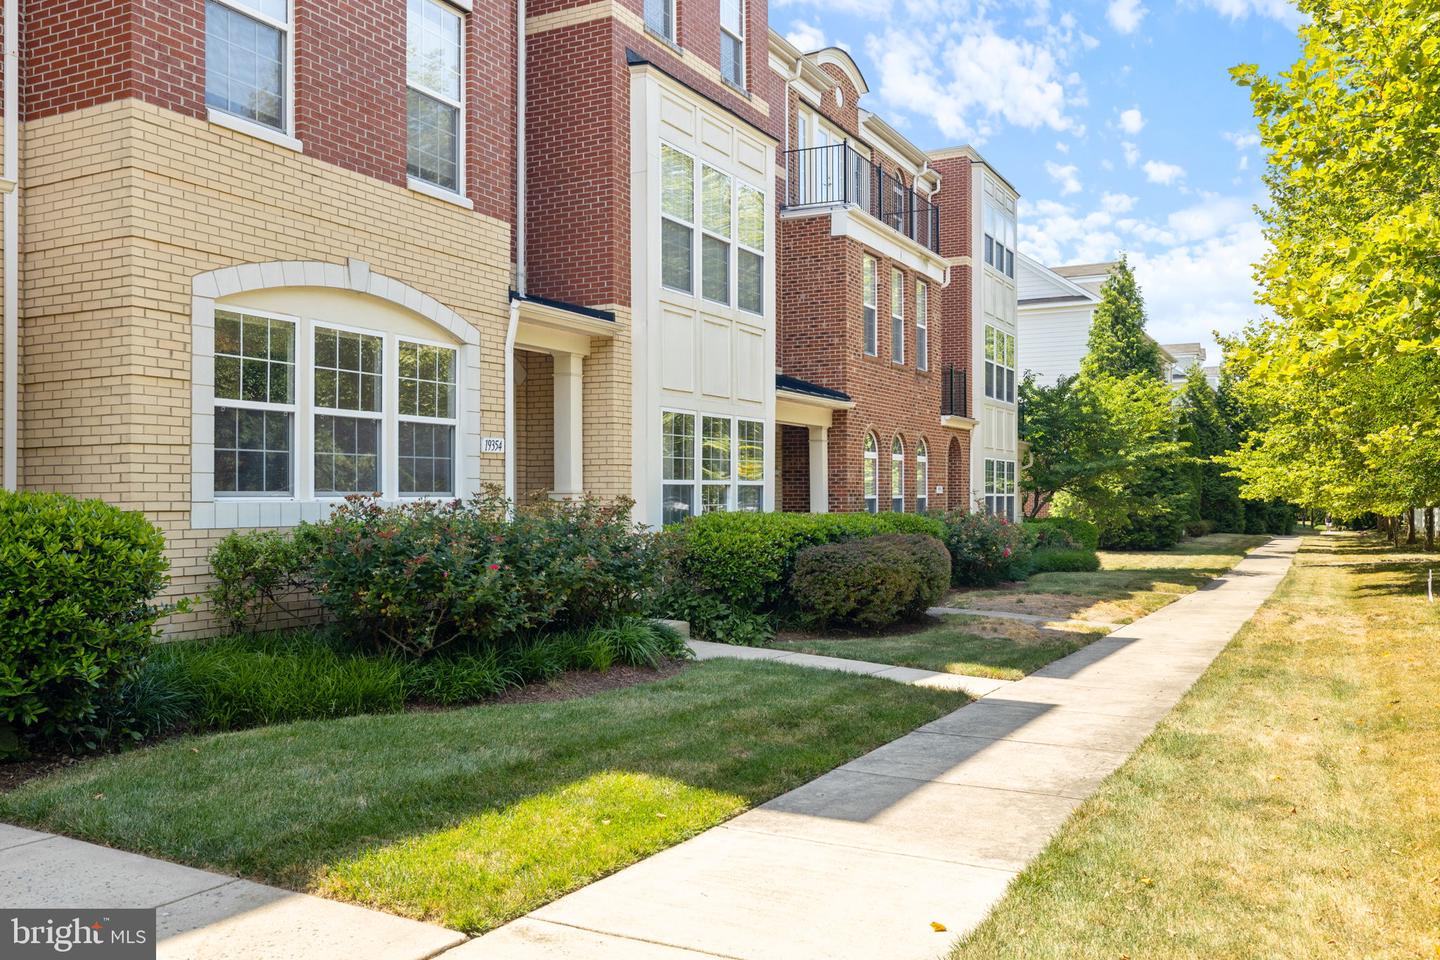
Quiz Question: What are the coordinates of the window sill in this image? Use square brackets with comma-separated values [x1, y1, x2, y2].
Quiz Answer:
[644, 25, 684, 56]
[208, 109, 303, 153]
[721, 76, 751, 99]
[408, 177, 475, 210]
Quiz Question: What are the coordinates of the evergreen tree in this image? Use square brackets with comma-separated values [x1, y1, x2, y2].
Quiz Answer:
[1177, 366, 1244, 532]
[1081, 256, 1165, 382]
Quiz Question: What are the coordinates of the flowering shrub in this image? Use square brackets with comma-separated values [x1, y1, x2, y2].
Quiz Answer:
[302, 491, 657, 658]
[940, 511, 1032, 586]
[791, 534, 951, 628]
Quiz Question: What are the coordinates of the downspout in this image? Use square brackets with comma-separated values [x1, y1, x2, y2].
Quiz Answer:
[3, 0, 18, 491]
[504, 0, 526, 505]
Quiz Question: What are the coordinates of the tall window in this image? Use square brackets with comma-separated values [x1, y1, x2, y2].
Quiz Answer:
[645, 0, 676, 41]
[206, 0, 290, 133]
[862, 257, 877, 356]
[863, 433, 878, 513]
[213, 308, 461, 500]
[214, 310, 295, 494]
[407, 0, 464, 194]
[661, 145, 695, 293]
[890, 436, 904, 511]
[984, 326, 1016, 403]
[985, 458, 1017, 521]
[916, 281, 929, 371]
[701, 166, 731, 305]
[890, 267, 904, 364]
[737, 185, 764, 315]
[915, 439, 929, 513]
[663, 411, 764, 523]
[720, 0, 744, 87]
[984, 199, 1016, 279]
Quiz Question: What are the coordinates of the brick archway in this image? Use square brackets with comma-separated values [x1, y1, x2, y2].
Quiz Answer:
[947, 436, 967, 512]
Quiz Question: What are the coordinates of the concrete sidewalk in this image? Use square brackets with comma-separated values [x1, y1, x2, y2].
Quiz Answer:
[459, 535, 1301, 960]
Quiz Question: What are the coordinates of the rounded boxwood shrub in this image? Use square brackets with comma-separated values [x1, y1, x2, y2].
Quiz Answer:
[940, 511, 1030, 586]
[790, 533, 951, 628]
[0, 491, 173, 746]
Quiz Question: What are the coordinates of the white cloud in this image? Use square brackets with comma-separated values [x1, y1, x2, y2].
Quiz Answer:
[1198, 0, 1302, 26]
[1130, 219, 1267, 354]
[773, 0, 894, 18]
[1222, 130, 1260, 150]
[785, 21, 827, 51]
[1118, 107, 1145, 135]
[1055, 141, 1070, 154]
[1165, 194, 1253, 241]
[1107, 0, 1147, 34]
[1100, 191, 1137, 214]
[1121, 141, 1140, 167]
[865, 24, 1082, 142]
[1045, 161, 1082, 195]
[1143, 159, 1186, 185]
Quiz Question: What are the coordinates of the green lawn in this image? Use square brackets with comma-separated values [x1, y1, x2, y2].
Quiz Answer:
[769, 615, 1109, 680]
[0, 659, 965, 934]
[947, 533, 1269, 624]
[949, 533, 1440, 959]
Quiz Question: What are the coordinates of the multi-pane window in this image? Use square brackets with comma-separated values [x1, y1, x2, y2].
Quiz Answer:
[206, 0, 289, 132]
[720, 0, 744, 87]
[890, 436, 904, 512]
[862, 433, 878, 513]
[645, 0, 675, 41]
[661, 145, 695, 293]
[662, 411, 697, 525]
[984, 199, 1016, 279]
[212, 309, 463, 501]
[407, 0, 464, 193]
[661, 143, 765, 314]
[398, 341, 458, 496]
[662, 411, 764, 523]
[214, 310, 294, 494]
[862, 257, 877, 356]
[915, 439, 929, 514]
[702, 166, 732, 305]
[916, 281, 929, 371]
[890, 268, 904, 364]
[984, 326, 1017, 403]
[985, 458, 1017, 521]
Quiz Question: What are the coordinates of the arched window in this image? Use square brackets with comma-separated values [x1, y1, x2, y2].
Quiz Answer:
[915, 438, 929, 514]
[863, 433, 878, 514]
[890, 435, 904, 512]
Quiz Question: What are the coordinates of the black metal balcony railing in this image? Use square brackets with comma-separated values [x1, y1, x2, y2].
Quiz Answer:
[783, 143, 941, 253]
[941, 365, 969, 418]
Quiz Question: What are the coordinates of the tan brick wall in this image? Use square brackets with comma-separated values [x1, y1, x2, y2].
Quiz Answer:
[515, 349, 555, 498]
[16, 98, 521, 636]
[580, 306, 632, 503]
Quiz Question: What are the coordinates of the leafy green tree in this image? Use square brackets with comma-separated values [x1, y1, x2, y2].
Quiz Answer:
[1018, 374, 1120, 519]
[1081, 256, 1166, 382]
[1177, 367, 1244, 532]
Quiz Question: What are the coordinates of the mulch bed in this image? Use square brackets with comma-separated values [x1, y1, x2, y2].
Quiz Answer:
[0, 752, 89, 793]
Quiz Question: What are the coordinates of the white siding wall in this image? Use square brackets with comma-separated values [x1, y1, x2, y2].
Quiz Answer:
[1017, 303, 1094, 383]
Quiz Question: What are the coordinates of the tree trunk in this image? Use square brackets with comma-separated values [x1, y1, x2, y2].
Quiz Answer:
[1392, 515, 1402, 547]
[1427, 506, 1436, 552]
[1407, 506, 1419, 544]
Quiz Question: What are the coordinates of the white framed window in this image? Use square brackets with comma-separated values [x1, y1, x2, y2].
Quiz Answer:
[663, 410, 765, 523]
[916, 439, 928, 514]
[662, 142, 766, 313]
[213, 309, 296, 495]
[701, 165, 732, 305]
[862, 256, 877, 356]
[206, 0, 292, 135]
[890, 436, 904, 511]
[212, 308, 461, 502]
[645, 0, 676, 42]
[984, 199, 1016, 279]
[984, 326, 1017, 403]
[863, 432, 878, 513]
[916, 280, 929, 371]
[407, 0, 465, 195]
[890, 267, 904, 364]
[720, 0, 745, 87]
[985, 458, 1017, 521]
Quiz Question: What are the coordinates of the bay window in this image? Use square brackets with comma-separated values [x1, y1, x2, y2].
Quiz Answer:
[737, 185, 765, 315]
[985, 458, 1017, 521]
[702, 166, 731, 305]
[398, 341, 458, 496]
[985, 325, 1016, 403]
[663, 410, 765, 523]
[206, 0, 290, 134]
[661, 145, 695, 293]
[661, 142, 766, 315]
[214, 310, 295, 494]
[984, 199, 1016, 279]
[407, 0, 464, 195]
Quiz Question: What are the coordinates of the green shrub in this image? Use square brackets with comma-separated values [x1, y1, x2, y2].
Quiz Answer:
[0, 491, 176, 747]
[940, 511, 1031, 586]
[1027, 547, 1102, 574]
[791, 534, 951, 628]
[1024, 516, 1100, 552]
[206, 529, 317, 633]
[303, 492, 656, 658]
[1184, 518, 1217, 538]
[656, 515, 944, 618]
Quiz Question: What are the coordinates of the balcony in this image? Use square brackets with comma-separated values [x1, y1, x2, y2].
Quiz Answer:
[941, 365, 969, 418]
[782, 143, 941, 254]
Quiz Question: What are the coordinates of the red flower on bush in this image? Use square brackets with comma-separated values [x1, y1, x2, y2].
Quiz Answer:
[487, 563, 502, 571]
[1003, 547, 1012, 558]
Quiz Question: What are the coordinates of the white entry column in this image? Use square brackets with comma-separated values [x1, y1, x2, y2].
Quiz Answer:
[808, 425, 829, 513]
[553, 352, 584, 498]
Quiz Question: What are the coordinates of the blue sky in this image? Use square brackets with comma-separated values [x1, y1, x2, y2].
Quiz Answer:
[774, 0, 1304, 360]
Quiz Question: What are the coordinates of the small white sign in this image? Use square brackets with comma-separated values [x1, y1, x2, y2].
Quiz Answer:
[482, 437, 506, 454]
